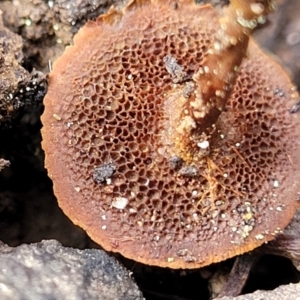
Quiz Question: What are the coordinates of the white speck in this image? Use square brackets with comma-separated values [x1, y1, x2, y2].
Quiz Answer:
[221, 214, 226, 218]
[230, 37, 238, 46]
[231, 227, 237, 232]
[128, 74, 133, 80]
[215, 200, 223, 206]
[145, 179, 149, 186]
[53, 24, 60, 31]
[220, 134, 225, 139]
[213, 42, 221, 51]
[235, 143, 240, 147]
[250, 3, 265, 15]
[257, 15, 267, 25]
[212, 211, 219, 218]
[106, 178, 112, 185]
[130, 192, 135, 197]
[204, 66, 210, 73]
[67, 122, 73, 128]
[129, 208, 137, 213]
[48, 60, 52, 72]
[244, 225, 253, 233]
[112, 197, 128, 209]
[269, 207, 274, 211]
[192, 190, 198, 196]
[223, 173, 228, 178]
[197, 140, 209, 149]
[26, 87, 31, 91]
[168, 257, 174, 263]
[24, 18, 32, 26]
[56, 38, 62, 44]
[255, 234, 264, 240]
[215, 90, 225, 98]
[276, 206, 283, 212]
[53, 114, 61, 121]
[0, 283, 11, 293]
[102, 225, 107, 230]
[154, 236, 160, 241]
[74, 187, 80, 192]
[237, 16, 258, 30]
[101, 215, 106, 220]
[213, 226, 218, 231]
[48, 0, 54, 8]
[273, 180, 280, 188]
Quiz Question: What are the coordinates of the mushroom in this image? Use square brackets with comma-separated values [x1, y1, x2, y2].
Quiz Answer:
[41, 0, 300, 269]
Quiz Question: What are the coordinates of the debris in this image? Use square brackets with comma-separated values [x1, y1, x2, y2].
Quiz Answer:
[163, 55, 188, 83]
[93, 162, 117, 184]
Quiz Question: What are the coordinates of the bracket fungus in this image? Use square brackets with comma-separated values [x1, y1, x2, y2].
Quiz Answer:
[42, 0, 300, 269]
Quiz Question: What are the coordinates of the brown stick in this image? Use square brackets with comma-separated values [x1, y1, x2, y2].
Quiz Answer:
[217, 253, 260, 298]
[188, 0, 275, 132]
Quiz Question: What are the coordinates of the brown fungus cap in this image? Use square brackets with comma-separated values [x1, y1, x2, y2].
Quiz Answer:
[42, 0, 300, 268]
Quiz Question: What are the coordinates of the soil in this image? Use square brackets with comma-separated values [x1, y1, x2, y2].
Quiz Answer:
[0, 0, 299, 299]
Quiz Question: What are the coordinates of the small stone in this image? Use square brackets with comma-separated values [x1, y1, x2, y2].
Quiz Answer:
[93, 162, 116, 184]
[0, 240, 143, 300]
[112, 197, 129, 210]
[197, 140, 210, 149]
[163, 55, 188, 83]
[178, 166, 198, 177]
[273, 180, 280, 188]
[169, 156, 183, 170]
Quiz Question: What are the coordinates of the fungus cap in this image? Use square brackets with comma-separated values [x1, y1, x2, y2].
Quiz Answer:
[42, 0, 300, 268]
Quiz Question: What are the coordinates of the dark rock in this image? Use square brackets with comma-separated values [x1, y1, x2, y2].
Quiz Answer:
[217, 282, 300, 300]
[93, 162, 117, 184]
[0, 0, 125, 71]
[0, 14, 46, 124]
[0, 240, 143, 300]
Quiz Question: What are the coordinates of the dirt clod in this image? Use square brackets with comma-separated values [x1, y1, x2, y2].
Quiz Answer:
[93, 162, 117, 184]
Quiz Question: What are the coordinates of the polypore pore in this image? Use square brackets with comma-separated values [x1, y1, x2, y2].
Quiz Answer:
[42, 0, 300, 268]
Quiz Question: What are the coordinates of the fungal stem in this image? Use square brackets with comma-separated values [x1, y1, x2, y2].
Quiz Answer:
[161, 0, 275, 162]
[189, 0, 275, 132]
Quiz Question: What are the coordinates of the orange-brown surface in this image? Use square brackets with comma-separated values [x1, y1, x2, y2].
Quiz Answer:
[42, 0, 300, 268]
